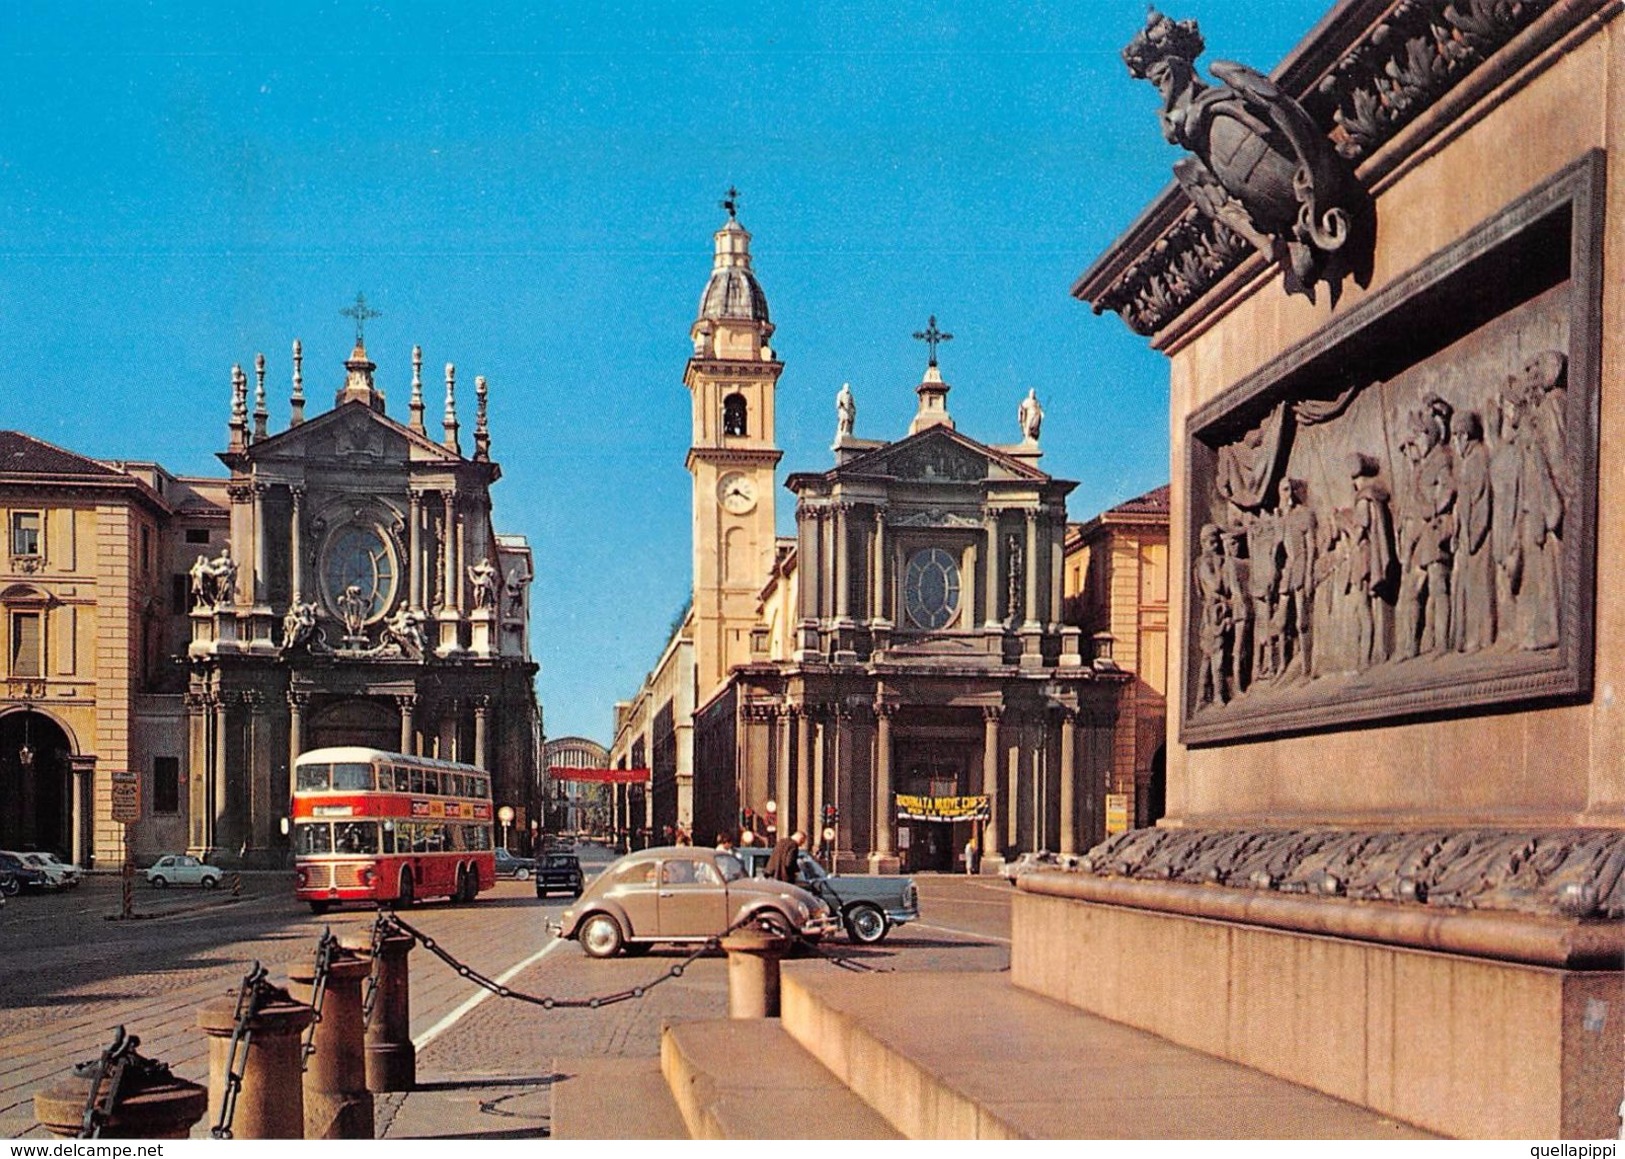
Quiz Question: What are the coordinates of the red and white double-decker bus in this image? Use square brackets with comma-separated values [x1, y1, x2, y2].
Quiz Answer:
[290, 747, 496, 914]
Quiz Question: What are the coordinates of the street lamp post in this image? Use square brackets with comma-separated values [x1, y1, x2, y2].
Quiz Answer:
[764, 798, 777, 838]
[497, 804, 515, 852]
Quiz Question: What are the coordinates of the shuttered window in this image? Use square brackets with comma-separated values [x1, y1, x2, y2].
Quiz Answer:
[11, 612, 41, 676]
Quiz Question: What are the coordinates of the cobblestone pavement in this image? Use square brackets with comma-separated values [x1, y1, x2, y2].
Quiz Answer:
[0, 853, 1013, 1140]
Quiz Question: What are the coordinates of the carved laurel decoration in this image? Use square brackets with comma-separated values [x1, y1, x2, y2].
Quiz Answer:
[1068, 826, 1625, 919]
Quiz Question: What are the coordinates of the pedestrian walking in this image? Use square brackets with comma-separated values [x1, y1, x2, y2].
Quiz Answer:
[765, 831, 804, 883]
[964, 837, 978, 876]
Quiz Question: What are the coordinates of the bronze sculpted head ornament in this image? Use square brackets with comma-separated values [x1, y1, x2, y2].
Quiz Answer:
[1123, 9, 1376, 305]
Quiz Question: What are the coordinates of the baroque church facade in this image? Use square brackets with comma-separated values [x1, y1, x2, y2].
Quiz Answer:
[187, 335, 540, 866]
[615, 205, 1131, 871]
[0, 326, 539, 870]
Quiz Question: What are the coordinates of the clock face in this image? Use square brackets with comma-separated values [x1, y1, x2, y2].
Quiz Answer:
[717, 472, 757, 515]
[320, 524, 397, 623]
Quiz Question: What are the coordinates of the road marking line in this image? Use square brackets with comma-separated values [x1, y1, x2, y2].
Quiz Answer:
[413, 936, 570, 1051]
[909, 921, 1011, 945]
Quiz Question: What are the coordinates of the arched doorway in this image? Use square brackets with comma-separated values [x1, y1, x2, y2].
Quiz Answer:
[0, 709, 74, 856]
[1146, 745, 1167, 827]
[307, 698, 397, 753]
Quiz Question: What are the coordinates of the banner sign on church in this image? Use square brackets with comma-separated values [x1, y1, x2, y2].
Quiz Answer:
[548, 766, 651, 784]
[893, 793, 990, 822]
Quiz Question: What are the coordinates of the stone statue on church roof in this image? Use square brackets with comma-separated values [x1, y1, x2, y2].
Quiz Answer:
[1019, 389, 1044, 443]
[836, 383, 856, 439]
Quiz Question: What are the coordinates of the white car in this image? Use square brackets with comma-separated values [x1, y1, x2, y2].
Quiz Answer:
[144, 854, 223, 889]
[16, 851, 80, 889]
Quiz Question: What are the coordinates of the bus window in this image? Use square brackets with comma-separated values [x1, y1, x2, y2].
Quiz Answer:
[294, 822, 332, 856]
[332, 762, 374, 791]
[409, 768, 426, 794]
[473, 776, 488, 800]
[335, 821, 379, 855]
[382, 822, 397, 855]
[391, 766, 410, 792]
[426, 824, 447, 851]
[425, 771, 442, 796]
[449, 773, 465, 798]
[295, 764, 331, 791]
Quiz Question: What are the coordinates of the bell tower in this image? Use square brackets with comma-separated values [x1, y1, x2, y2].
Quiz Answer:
[685, 192, 783, 697]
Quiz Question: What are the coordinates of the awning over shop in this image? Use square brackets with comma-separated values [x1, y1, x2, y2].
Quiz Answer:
[894, 793, 990, 822]
[548, 766, 651, 784]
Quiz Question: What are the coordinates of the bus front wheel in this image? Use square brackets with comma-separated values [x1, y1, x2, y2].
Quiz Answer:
[397, 870, 415, 907]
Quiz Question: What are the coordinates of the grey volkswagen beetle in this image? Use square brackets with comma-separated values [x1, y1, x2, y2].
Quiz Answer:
[550, 845, 837, 958]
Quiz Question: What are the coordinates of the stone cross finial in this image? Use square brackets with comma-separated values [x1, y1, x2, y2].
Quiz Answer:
[443, 362, 461, 454]
[341, 292, 381, 348]
[720, 185, 740, 220]
[409, 345, 426, 434]
[290, 339, 305, 426]
[912, 315, 953, 367]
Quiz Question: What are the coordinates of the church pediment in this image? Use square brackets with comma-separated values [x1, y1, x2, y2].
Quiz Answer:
[841, 426, 1047, 485]
[245, 402, 459, 468]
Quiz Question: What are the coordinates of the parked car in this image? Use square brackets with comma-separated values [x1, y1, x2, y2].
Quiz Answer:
[11, 851, 80, 889]
[735, 846, 919, 944]
[533, 851, 585, 898]
[144, 854, 223, 889]
[0, 851, 47, 894]
[550, 845, 837, 958]
[492, 848, 537, 881]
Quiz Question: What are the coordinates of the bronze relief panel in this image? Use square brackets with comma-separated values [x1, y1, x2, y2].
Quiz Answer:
[1181, 152, 1603, 745]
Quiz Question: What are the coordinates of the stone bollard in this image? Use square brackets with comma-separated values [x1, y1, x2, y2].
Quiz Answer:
[719, 928, 792, 1018]
[196, 983, 314, 1138]
[288, 948, 375, 1139]
[349, 929, 416, 1092]
[35, 1037, 207, 1139]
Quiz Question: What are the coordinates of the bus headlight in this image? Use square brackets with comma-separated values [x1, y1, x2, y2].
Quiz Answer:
[361, 868, 376, 886]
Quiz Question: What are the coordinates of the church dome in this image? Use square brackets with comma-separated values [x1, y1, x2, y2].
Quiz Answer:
[696, 218, 771, 325]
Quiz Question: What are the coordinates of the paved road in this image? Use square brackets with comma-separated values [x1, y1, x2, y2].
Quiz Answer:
[0, 848, 1014, 1139]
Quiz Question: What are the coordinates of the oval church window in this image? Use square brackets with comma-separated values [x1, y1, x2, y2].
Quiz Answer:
[320, 524, 397, 624]
[903, 547, 961, 630]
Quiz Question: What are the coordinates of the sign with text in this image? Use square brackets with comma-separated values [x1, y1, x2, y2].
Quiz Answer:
[894, 794, 990, 822]
[1105, 793, 1130, 835]
[110, 770, 140, 822]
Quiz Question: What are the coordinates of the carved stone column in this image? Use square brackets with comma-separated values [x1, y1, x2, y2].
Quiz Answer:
[247, 691, 272, 856]
[288, 485, 306, 605]
[252, 483, 269, 605]
[820, 509, 835, 628]
[472, 697, 489, 771]
[834, 503, 851, 622]
[288, 689, 307, 770]
[775, 705, 793, 834]
[1023, 508, 1040, 630]
[983, 508, 1002, 629]
[831, 703, 853, 866]
[871, 506, 889, 624]
[69, 754, 95, 870]
[981, 705, 1002, 861]
[186, 691, 210, 856]
[440, 493, 457, 609]
[227, 483, 252, 609]
[212, 692, 229, 859]
[795, 705, 812, 836]
[1049, 509, 1066, 630]
[395, 695, 417, 757]
[1058, 707, 1077, 856]
[407, 493, 422, 610]
[870, 702, 896, 870]
[797, 507, 818, 620]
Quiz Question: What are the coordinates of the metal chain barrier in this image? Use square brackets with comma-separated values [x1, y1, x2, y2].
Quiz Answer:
[209, 961, 271, 1139]
[300, 928, 338, 1070]
[75, 1025, 146, 1137]
[360, 911, 387, 1026]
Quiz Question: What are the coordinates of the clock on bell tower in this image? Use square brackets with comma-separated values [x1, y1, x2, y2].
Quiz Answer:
[685, 194, 783, 696]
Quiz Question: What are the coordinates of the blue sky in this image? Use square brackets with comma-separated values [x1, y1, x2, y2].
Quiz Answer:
[0, 1, 1328, 743]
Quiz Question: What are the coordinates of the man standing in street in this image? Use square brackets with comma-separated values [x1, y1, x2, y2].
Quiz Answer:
[964, 837, 978, 876]
[765, 831, 804, 883]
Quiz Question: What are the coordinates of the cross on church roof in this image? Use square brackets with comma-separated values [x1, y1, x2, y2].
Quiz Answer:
[340, 292, 382, 347]
[720, 186, 740, 220]
[912, 315, 953, 366]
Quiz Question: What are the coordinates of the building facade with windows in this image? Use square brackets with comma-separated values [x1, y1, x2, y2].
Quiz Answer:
[0, 333, 541, 869]
[1064, 484, 1170, 829]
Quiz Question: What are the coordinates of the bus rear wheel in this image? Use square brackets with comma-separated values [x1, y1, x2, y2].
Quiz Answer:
[397, 870, 415, 907]
[463, 865, 480, 903]
[309, 900, 331, 916]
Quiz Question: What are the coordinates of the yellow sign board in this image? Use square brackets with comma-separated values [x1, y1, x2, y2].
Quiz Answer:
[894, 794, 989, 822]
[1104, 793, 1130, 835]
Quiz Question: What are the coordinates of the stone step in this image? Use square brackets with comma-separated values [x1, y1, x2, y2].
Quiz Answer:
[661, 1019, 903, 1139]
[779, 964, 1436, 1139]
[550, 1056, 689, 1139]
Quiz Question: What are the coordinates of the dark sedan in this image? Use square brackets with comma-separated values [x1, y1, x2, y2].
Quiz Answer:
[0, 851, 48, 894]
[534, 852, 585, 898]
[493, 848, 537, 881]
